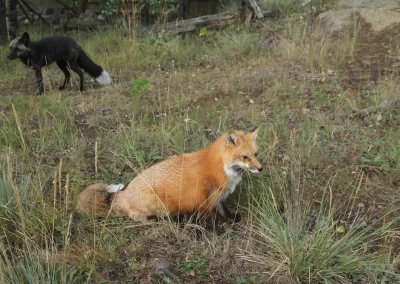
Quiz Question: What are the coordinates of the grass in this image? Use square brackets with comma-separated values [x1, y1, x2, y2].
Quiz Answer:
[0, 1, 400, 282]
[246, 172, 399, 283]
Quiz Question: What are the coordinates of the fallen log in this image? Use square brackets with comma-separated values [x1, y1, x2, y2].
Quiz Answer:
[146, 9, 274, 35]
[147, 12, 238, 34]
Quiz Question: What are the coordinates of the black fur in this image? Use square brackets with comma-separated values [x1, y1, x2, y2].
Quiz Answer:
[105, 192, 115, 206]
[219, 200, 242, 223]
[8, 32, 105, 95]
[105, 185, 126, 205]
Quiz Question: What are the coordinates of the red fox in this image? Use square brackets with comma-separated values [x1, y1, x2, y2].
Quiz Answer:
[76, 128, 262, 223]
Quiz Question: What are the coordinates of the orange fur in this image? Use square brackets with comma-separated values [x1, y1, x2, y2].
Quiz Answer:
[76, 128, 262, 223]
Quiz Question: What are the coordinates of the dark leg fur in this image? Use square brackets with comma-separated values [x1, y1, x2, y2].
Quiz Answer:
[196, 210, 208, 227]
[56, 60, 70, 90]
[67, 61, 84, 91]
[217, 200, 242, 223]
[34, 68, 44, 95]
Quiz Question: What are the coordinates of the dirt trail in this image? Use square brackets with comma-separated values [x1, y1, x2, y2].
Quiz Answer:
[345, 15, 400, 89]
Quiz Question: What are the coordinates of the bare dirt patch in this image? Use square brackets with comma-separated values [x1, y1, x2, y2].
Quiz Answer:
[345, 15, 400, 89]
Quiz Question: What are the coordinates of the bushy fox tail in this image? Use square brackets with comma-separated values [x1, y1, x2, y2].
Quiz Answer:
[75, 183, 124, 217]
[77, 49, 112, 85]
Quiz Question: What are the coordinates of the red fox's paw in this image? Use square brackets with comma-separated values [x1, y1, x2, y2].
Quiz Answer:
[128, 211, 149, 224]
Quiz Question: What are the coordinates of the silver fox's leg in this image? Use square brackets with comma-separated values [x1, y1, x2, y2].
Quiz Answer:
[216, 201, 227, 218]
[67, 61, 84, 91]
[56, 60, 70, 90]
[217, 199, 241, 223]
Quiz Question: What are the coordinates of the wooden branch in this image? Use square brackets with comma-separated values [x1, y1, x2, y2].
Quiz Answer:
[355, 96, 400, 117]
[62, 12, 79, 32]
[54, 0, 73, 10]
[248, 0, 263, 19]
[54, 0, 78, 16]
[17, 0, 32, 23]
[147, 12, 238, 34]
[19, 0, 52, 27]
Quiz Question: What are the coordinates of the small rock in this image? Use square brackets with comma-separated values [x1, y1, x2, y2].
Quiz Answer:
[153, 258, 170, 275]
[318, 0, 400, 32]
[261, 37, 274, 49]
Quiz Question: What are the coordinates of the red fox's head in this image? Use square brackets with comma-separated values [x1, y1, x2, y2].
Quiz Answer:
[7, 32, 31, 60]
[223, 127, 263, 174]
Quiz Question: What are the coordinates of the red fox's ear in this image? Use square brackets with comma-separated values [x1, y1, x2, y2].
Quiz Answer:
[20, 32, 31, 46]
[250, 126, 260, 140]
[227, 131, 239, 146]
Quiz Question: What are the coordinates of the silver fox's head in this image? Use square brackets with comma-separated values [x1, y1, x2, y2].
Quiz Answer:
[7, 32, 31, 60]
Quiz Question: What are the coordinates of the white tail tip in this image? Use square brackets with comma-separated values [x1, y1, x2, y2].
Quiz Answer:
[96, 70, 112, 85]
[105, 183, 124, 193]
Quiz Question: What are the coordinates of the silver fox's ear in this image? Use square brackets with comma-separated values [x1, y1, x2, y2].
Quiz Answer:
[227, 131, 239, 146]
[250, 126, 260, 140]
[20, 32, 31, 46]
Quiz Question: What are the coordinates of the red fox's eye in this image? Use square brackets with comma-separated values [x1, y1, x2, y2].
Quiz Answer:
[242, 155, 249, 160]
[255, 152, 258, 157]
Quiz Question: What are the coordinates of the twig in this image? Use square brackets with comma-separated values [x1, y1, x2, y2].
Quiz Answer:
[12, 103, 27, 151]
[55, 0, 79, 31]
[63, 13, 76, 32]
[54, 0, 74, 11]
[95, 140, 98, 177]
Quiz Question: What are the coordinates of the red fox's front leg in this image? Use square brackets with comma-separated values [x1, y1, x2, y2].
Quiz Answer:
[196, 203, 213, 226]
[128, 210, 149, 224]
[196, 209, 209, 227]
[196, 190, 223, 225]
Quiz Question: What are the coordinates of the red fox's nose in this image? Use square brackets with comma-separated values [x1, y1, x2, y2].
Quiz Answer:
[258, 167, 263, 172]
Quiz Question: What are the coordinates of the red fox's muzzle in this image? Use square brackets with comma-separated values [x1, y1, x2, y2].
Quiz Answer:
[232, 158, 263, 174]
[248, 161, 263, 173]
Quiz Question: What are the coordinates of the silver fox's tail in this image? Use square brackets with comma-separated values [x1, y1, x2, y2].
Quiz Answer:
[77, 50, 112, 85]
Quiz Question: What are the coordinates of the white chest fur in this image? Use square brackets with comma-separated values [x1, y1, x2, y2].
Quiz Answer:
[222, 165, 243, 200]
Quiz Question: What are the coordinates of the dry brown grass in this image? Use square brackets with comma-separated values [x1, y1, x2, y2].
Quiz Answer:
[0, 2, 399, 282]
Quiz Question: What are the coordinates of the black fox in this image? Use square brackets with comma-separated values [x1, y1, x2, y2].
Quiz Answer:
[7, 32, 112, 95]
